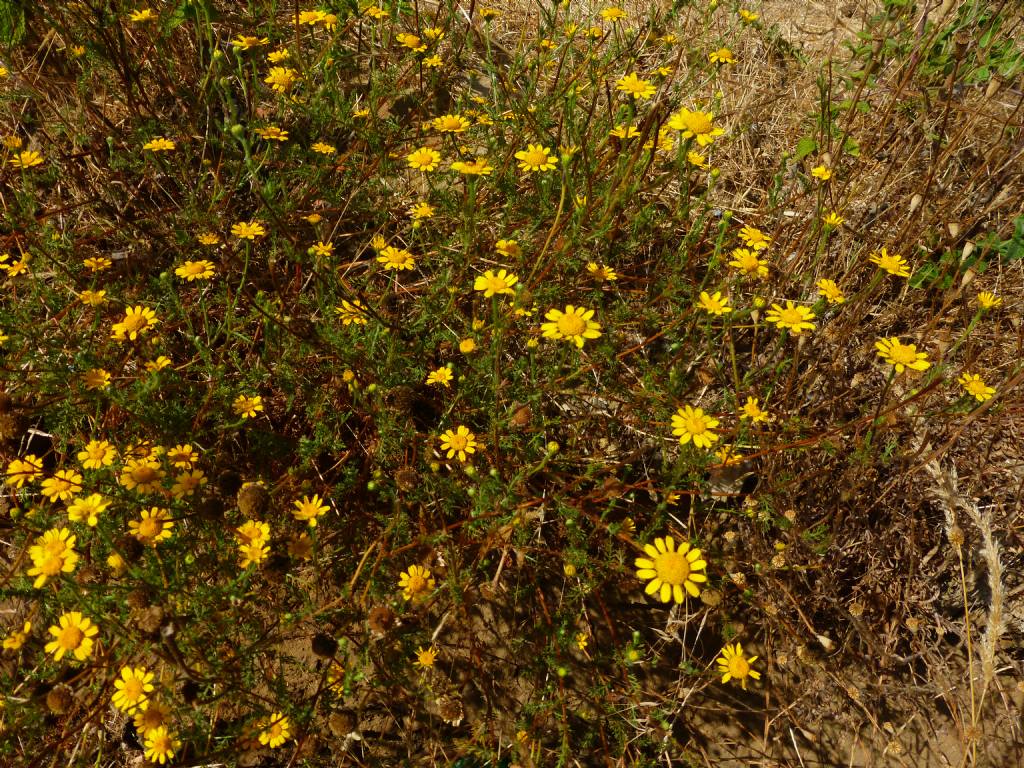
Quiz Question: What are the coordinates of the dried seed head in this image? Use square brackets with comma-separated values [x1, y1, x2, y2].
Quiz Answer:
[46, 684, 74, 714]
[311, 633, 338, 659]
[237, 482, 269, 518]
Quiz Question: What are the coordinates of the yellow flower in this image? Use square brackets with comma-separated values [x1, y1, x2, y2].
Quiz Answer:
[668, 108, 725, 146]
[143, 727, 180, 765]
[292, 494, 330, 527]
[2, 621, 31, 651]
[433, 114, 471, 133]
[811, 164, 832, 181]
[634, 535, 708, 603]
[686, 150, 708, 169]
[474, 269, 518, 297]
[175, 260, 215, 281]
[298, 9, 326, 24]
[671, 405, 720, 448]
[9, 150, 45, 168]
[197, 232, 221, 245]
[869, 247, 910, 277]
[609, 124, 640, 140]
[822, 211, 844, 227]
[714, 444, 745, 465]
[377, 245, 416, 270]
[231, 35, 269, 50]
[764, 301, 816, 334]
[697, 290, 731, 316]
[451, 158, 493, 175]
[739, 397, 770, 423]
[616, 73, 656, 99]
[728, 248, 768, 278]
[717, 642, 761, 689]
[83, 256, 111, 271]
[406, 146, 440, 171]
[739, 9, 759, 23]
[495, 239, 521, 258]
[78, 439, 117, 469]
[738, 225, 770, 251]
[264, 66, 299, 92]
[258, 713, 291, 748]
[236, 520, 271, 547]
[335, 299, 370, 325]
[575, 632, 589, 651]
[238, 541, 269, 568]
[415, 645, 438, 668]
[409, 201, 434, 220]
[600, 7, 626, 22]
[311, 141, 336, 155]
[586, 262, 618, 282]
[459, 338, 476, 354]
[145, 356, 172, 372]
[129, 507, 174, 545]
[439, 426, 479, 462]
[128, 8, 155, 22]
[958, 373, 995, 402]
[875, 337, 931, 373]
[27, 528, 78, 588]
[426, 365, 454, 387]
[308, 241, 333, 257]
[5, 255, 29, 277]
[112, 666, 154, 713]
[166, 444, 197, 468]
[82, 368, 111, 391]
[119, 458, 165, 493]
[111, 305, 158, 341]
[142, 137, 175, 152]
[67, 494, 111, 526]
[134, 698, 170, 736]
[78, 289, 107, 306]
[399, 564, 436, 601]
[6, 454, 44, 487]
[396, 32, 427, 52]
[816, 278, 846, 304]
[255, 126, 289, 142]
[171, 469, 207, 498]
[976, 291, 1002, 309]
[45, 611, 98, 662]
[708, 47, 735, 65]
[540, 305, 602, 347]
[233, 394, 264, 418]
[514, 144, 557, 173]
[41, 469, 84, 502]
[231, 220, 266, 239]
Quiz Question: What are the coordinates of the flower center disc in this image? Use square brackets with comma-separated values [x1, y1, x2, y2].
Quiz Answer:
[728, 655, 750, 678]
[447, 434, 468, 451]
[888, 344, 916, 364]
[60, 626, 84, 649]
[685, 114, 712, 133]
[557, 314, 586, 336]
[779, 308, 804, 325]
[655, 551, 690, 585]
[683, 416, 706, 435]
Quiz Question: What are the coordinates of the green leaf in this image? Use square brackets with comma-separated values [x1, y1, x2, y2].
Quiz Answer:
[795, 136, 817, 161]
[909, 263, 939, 289]
[0, 2, 27, 46]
